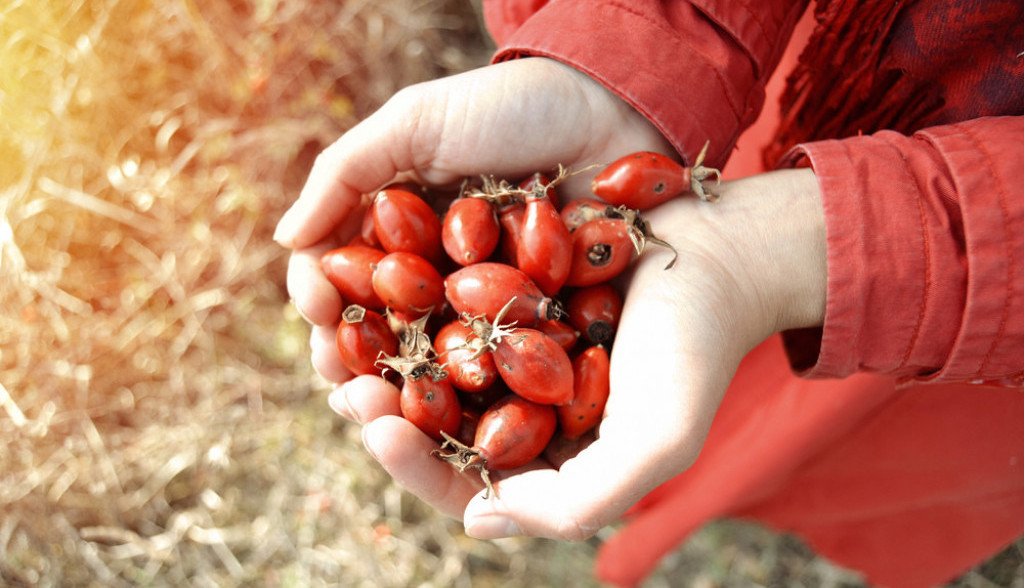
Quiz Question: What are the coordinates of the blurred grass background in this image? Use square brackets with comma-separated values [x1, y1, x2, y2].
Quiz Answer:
[0, 0, 1021, 586]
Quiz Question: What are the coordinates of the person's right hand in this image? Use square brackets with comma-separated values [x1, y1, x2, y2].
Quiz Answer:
[275, 57, 679, 383]
[274, 55, 827, 545]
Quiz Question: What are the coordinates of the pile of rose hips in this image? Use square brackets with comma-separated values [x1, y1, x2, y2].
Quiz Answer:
[321, 145, 719, 495]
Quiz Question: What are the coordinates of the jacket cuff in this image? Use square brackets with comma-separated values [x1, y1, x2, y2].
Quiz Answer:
[485, 0, 766, 167]
[778, 117, 1024, 386]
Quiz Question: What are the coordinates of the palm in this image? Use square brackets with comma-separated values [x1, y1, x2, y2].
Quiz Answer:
[277, 58, 674, 250]
[395, 58, 675, 198]
[276, 57, 674, 379]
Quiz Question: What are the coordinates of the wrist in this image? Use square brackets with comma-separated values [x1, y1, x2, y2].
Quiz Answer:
[640, 168, 827, 346]
[717, 168, 827, 334]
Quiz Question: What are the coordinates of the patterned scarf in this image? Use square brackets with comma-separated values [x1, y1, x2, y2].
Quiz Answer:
[767, 0, 1024, 166]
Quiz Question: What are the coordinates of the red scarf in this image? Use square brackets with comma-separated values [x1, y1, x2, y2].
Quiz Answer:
[766, 0, 1024, 166]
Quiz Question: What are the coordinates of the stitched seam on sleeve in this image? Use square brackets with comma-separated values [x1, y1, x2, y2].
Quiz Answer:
[960, 122, 1014, 377]
[728, 0, 771, 56]
[892, 136, 932, 371]
[604, 0, 745, 119]
[697, 0, 772, 54]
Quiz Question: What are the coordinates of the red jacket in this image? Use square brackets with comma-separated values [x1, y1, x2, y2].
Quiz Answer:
[482, 1, 1024, 586]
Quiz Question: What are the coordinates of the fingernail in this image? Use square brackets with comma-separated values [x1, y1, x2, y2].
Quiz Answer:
[292, 299, 313, 324]
[273, 211, 295, 245]
[327, 387, 348, 416]
[328, 385, 362, 423]
[360, 424, 380, 461]
[465, 515, 522, 540]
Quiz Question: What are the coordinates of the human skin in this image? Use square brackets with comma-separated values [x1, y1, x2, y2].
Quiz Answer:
[274, 57, 827, 541]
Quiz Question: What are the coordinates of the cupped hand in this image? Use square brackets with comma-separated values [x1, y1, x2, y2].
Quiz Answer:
[276, 57, 676, 383]
[327, 168, 827, 541]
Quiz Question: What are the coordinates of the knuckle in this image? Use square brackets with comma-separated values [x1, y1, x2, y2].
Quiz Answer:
[552, 502, 606, 542]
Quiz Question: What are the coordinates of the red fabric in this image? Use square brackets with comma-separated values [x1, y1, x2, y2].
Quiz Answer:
[769, 0, 1024, 164]
[781, 117, 1024, 385]
[484, 0, 808, 167]
[481, 1, 1024, 586]
[598, 336, 1024, 588]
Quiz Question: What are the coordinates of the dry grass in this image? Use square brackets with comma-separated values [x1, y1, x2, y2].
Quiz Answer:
[0, 0, 1021, 586]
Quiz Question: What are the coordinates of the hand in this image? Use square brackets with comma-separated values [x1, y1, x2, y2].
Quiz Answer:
[327, 168, 827, 540]
[275, 57, 676, 383]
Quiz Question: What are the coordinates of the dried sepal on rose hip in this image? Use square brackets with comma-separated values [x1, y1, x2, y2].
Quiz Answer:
[376, 310, 445, 381]
[336, 305, 399, 377]
[434, 320, 500, 393]
[375, 312, 463, 441]
[460, 163, 570, 207]
[458, 297, 574, 406]
[458, 162, 599, 213]
[457, 296, 519, 362]
[603, 205, 679, 269]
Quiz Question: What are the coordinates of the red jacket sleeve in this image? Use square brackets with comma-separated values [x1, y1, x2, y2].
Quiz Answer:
[481, 0, 807, 167]
[779, 116, 1024, 386]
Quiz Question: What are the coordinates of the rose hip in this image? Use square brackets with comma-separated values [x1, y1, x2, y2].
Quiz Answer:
[556, 345, 610, 440]
[371, 251, 445, 315]
[434, 394, 557, 496]
[442, 197, 500, 266]
[590, 142, 721, 208]
[536, 319, 580, 353]
[492, 327, 573, 406]
[560, 198, 608, 231]
[444, 262, 560, 327]
[434, 320, 498, 393]
[566, 283, 623, 345]
[473, 394, 557, 470]
[565, 218, 635, 287]
[335, 305, 398, 377]
[516, 192, 572, 296]
[496, 198, 525, 266]
[372, 185, 443, 264]
[321, 245, 386, 310]
[400, 372, 462, 441]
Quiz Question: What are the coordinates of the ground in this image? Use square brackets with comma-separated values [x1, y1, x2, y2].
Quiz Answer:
[0, 1, 1020, 586]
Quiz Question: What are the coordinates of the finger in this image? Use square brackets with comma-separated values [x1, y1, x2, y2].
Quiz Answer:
[462, 283, 731, 541]
[286, 243, 344, 326]
[328, 375, 401, 423]
[543, 431, 596, 470]
[311, 324, 350, 384]
[274, 94, 435, 249]
[461, 433, 668, 541]
[460, 389, 708, 542]
[362, 414, 482, 520]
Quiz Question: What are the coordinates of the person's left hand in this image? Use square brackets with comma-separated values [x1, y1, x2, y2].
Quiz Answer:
[274, 57, 677, 385]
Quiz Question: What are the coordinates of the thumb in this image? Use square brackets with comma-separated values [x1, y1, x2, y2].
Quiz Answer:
[461, 288, 735, 540]
[273, 87, 439, 248]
